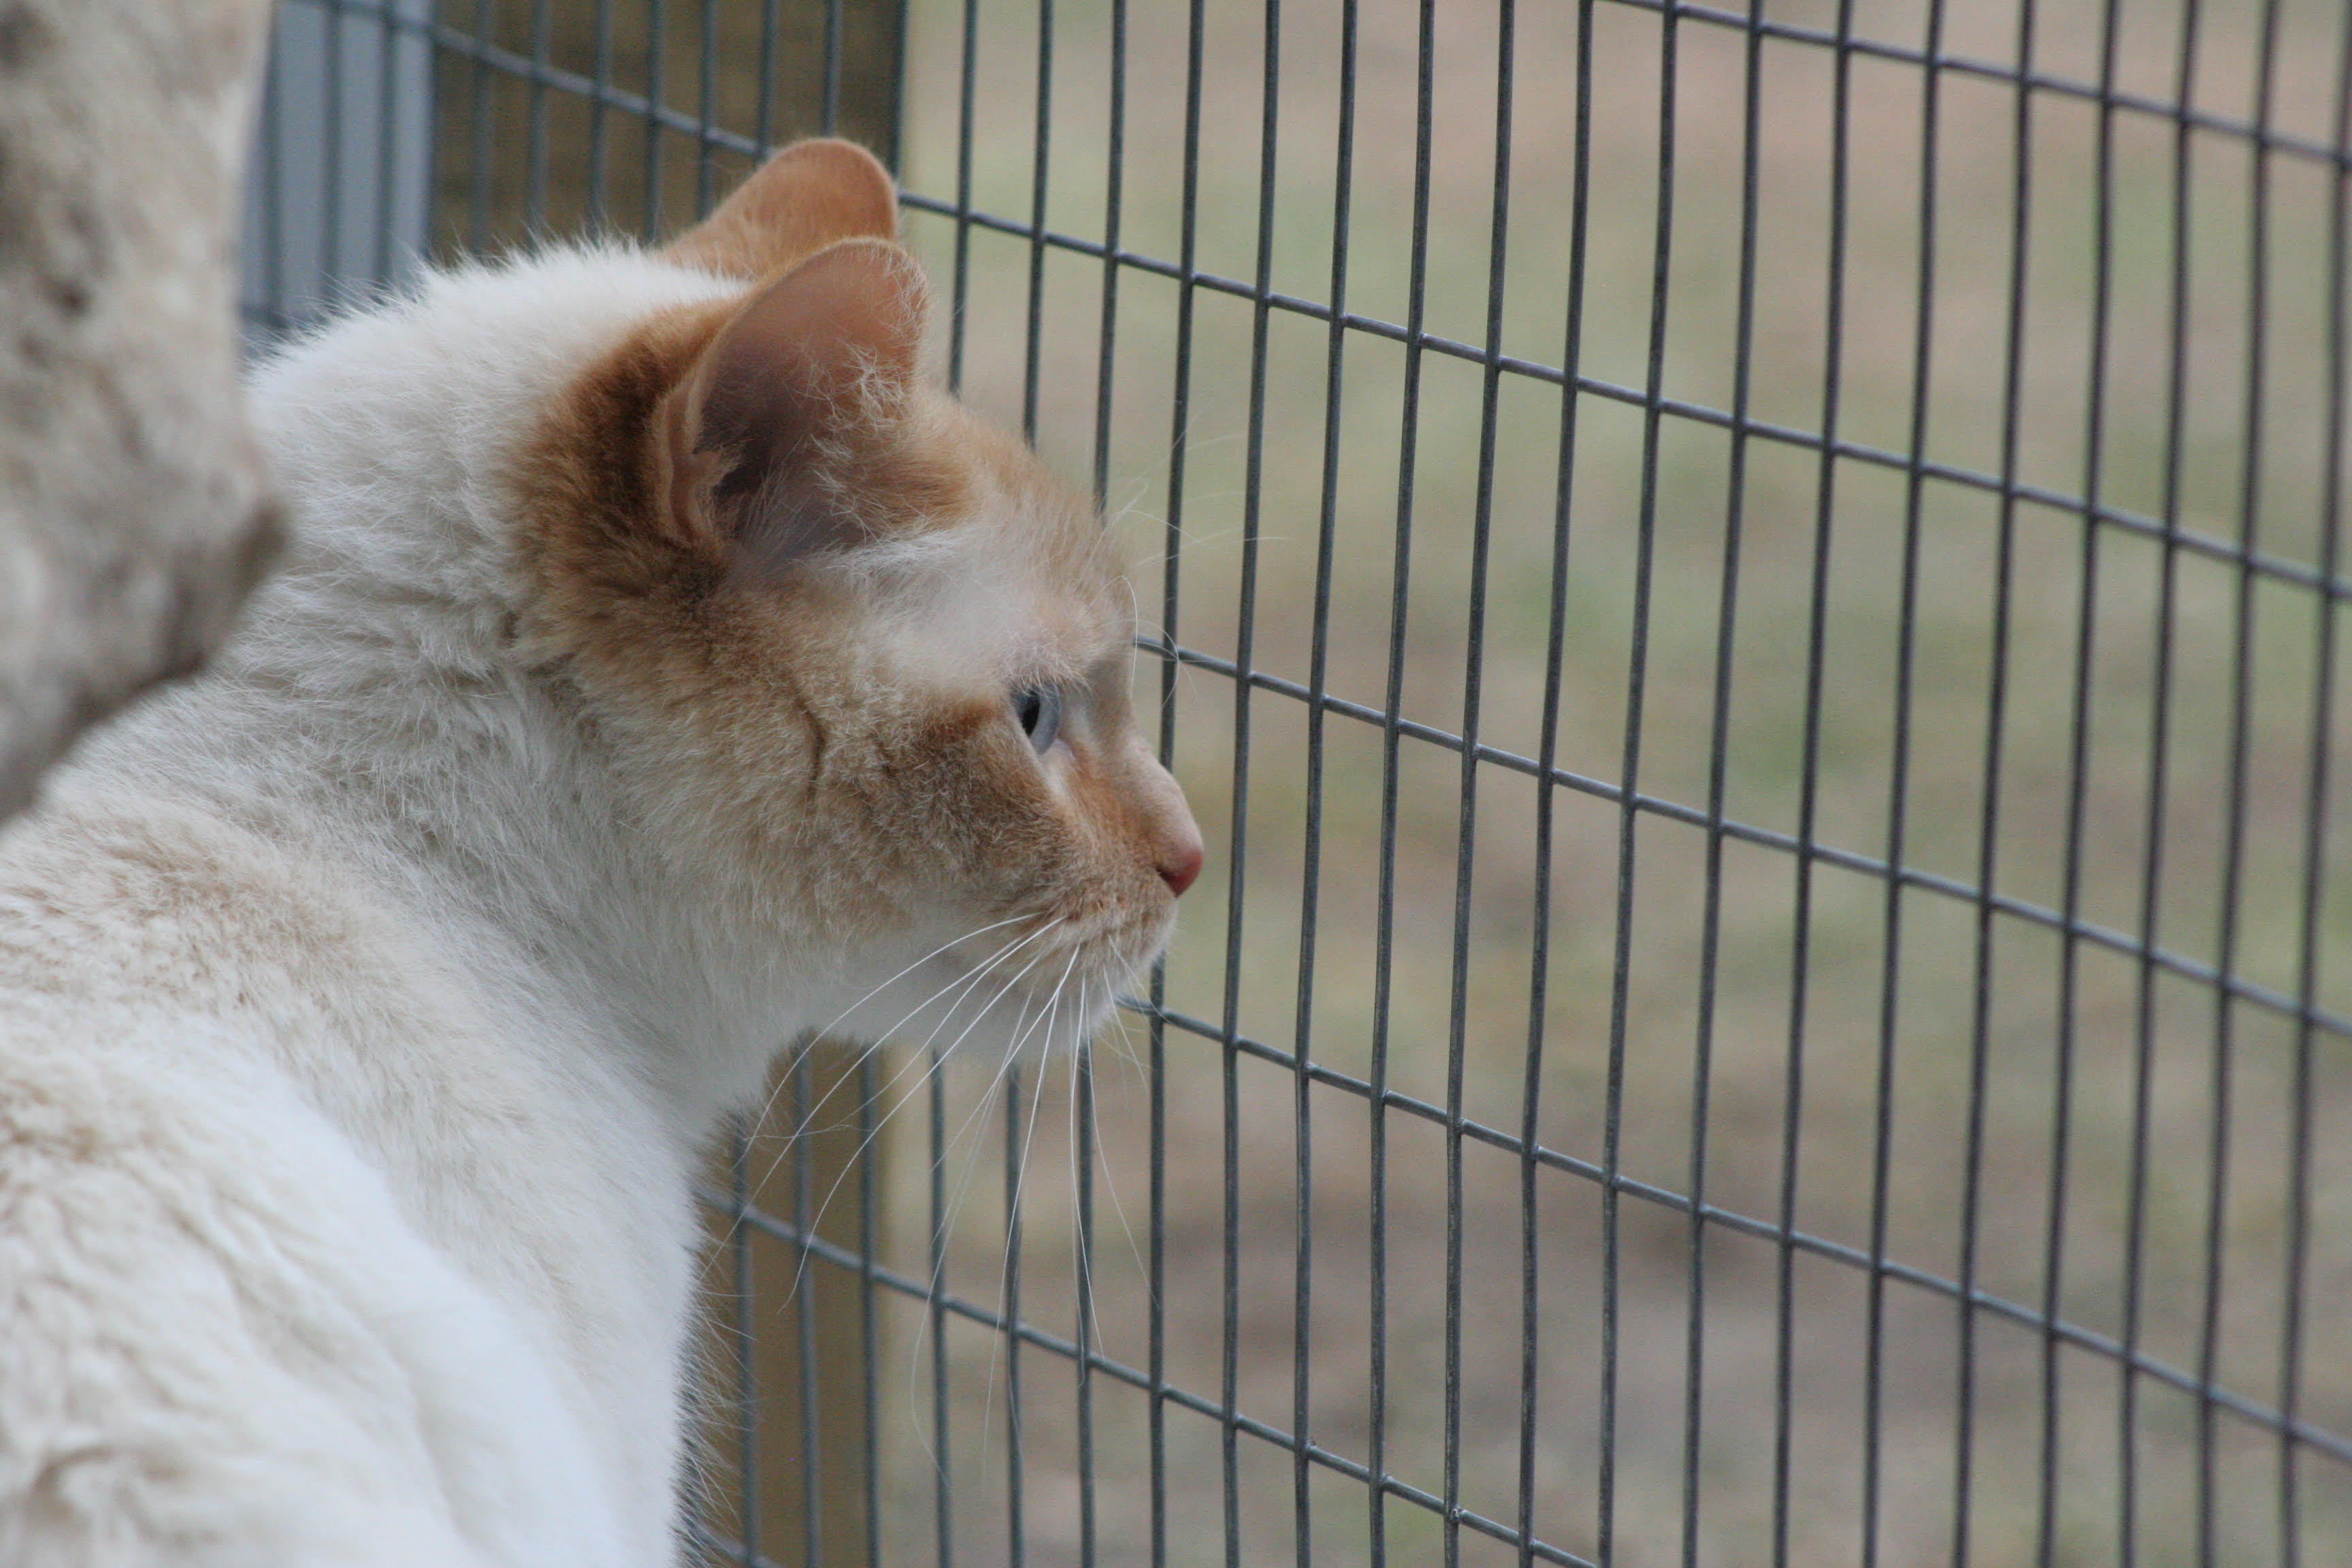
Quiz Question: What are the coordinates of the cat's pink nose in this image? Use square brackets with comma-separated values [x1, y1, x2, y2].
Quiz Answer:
[1158, 835, 1203, 897]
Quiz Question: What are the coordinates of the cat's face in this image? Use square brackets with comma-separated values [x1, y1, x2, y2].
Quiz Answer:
[516, 141, 1200, 1051]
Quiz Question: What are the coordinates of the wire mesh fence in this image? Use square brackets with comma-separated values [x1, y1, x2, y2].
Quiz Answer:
[246, 1, 2352, 1564]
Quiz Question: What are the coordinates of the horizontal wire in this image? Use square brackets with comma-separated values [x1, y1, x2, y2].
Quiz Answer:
[1139, 638, 2352, 1045]
[317, 8, 2352, 1552]
[689, 1183, 1599, 1568]
[310, 0, 2352, 177]
[1596, 0, 2352, 174]
[897, 196, 2345, 604]
[312, 0, 2349, 607]
[1098, 1005, 2352, 1473]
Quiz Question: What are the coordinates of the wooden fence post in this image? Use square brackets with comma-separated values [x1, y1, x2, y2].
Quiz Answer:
[700, 1039, 894, 1568]
[687, 15, 907, 1564]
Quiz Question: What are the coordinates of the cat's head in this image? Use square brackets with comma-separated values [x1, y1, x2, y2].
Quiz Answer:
[515, 140, 1200, 1056]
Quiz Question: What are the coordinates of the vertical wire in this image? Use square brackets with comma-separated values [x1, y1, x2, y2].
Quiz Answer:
[824, 0, 844, 135]
[1220, 4, 1280, 1561]
[1075, 1042, 1098, 1568]
[1441, 3, 1515, 1563]
[469, 0, 495, 251]
[1293, 0, 1362, 1561]
[1019, 0, 1055, 446]
[1077, 10, 1126, 1566]
[371, 0, 404, 285]
[1002, 1064, 1028, 1568]
[928, 1043, 956, 1568]
[732, 1122, 760, 1568]
[640, 0, 668, 240]
[525, 0, 553, 229]
[412, 0, 440, 276]
[1090, 0, 1127, 509]
[1520, 1, 1595, 1559]
[858, 1053, 881, 1568]
[1148, 10, 1209, 1565]
[1147, 990, 1169, 1568]
[1774, 1, 1855, 1561]
[2278, 18, 2352, 1564]
[2199, 5, 2283, 1561]
[1680, 0, 1764, 1560]
[1953, 37, 2004, 1554]
[587, 0, 616, 231]
[1145, 999, 1170, 1568]
[2072, 7, 2127, 1564]
[323, 0, 345, 287]
[2121, 3, 2204, 1558]
[754, 0, 780, 154]
[947, 0, 979, 393]
[1863, 3, 1944, 1560]
[1599, 0, 1682, 1557]
[889, 0, 914, 171]
[693, 0, 720, 217]
[2019, 0, 2085, 1548]
[1009, 14, 1052, 1563]
[1367, 1, 1440, 1559]
[793, 1052, 823, 1568]
[2025, 2, 2123, 1565]
[1963, 0, 2041, 1561]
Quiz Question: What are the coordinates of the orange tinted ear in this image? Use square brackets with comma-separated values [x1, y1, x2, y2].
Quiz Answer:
[663, 237, 933, 568]
[664, 138, 899, 280]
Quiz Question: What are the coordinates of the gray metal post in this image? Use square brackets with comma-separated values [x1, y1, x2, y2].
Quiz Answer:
[243, 0, 432, 337]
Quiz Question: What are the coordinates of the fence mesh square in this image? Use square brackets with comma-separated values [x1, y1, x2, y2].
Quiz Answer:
[246, 1, 2352, 1564]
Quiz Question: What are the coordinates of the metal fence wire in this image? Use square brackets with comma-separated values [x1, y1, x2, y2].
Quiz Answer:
[244, 1, 2352, 1564]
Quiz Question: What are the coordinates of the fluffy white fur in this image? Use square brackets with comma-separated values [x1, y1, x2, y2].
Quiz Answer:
[0, 239, 1167, 1565]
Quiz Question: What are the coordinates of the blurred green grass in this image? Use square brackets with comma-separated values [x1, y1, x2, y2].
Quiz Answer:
[431, 0, 2352, 1561]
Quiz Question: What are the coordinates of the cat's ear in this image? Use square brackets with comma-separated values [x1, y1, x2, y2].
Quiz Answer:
[659, 236, 935, 569]
[664, 139, 899, 280]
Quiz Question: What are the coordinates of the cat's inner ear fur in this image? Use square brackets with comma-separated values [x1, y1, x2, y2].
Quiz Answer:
[663, 138, 899, 281]
[659, 237, 943, 572]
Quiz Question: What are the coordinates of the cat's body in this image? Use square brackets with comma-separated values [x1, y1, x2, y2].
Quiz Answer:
[0, 142, 1199, 1567]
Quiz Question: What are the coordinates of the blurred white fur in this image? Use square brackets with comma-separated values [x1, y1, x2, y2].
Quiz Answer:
[0, 252, 751, 1568]
[0, 122, 1201, 1566]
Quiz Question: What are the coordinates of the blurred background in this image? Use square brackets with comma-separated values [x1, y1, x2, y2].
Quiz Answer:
[247, 1, 2352, 1564]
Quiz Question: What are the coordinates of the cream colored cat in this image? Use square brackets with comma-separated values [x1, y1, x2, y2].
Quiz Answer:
[0, 140, 1201, 1568]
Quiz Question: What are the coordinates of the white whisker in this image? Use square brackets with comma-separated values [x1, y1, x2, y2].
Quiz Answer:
[987, 1060, 1058, 1472]
[747, 916, 1067, 1196]
[901, 956, 1058, 1468]
[1060, 979, 1156, 1315]
[766, 922, 1075, 1311]
[740, 913, 1036, 1139]
[812, 912, 1033, 1043]
[901, 1045, 1016, 1475]
[975, 949, 1077, 1476]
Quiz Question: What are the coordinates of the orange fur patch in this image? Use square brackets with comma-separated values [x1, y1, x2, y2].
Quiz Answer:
[508, 179, 1197, 981]
[663, 140, 899, 282]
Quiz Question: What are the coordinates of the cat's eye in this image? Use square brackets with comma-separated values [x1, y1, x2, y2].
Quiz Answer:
[1013, 685, 1063, 754]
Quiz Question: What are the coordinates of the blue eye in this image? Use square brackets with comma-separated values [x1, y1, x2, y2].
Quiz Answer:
[1013, 685, 1062, 753]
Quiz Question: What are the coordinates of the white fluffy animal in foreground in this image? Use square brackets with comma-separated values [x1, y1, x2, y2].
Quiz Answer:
[0, 140, 1201, 1568]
